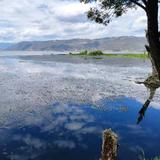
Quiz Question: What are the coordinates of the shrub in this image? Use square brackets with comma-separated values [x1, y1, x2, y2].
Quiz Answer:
[88, 50, 104, 56]
[79, 50, 88, 55]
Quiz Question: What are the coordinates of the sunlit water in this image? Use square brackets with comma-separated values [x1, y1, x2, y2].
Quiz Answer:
[0, 52, 160, 160]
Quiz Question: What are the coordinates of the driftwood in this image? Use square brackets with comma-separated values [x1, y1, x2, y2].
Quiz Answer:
[100, 129, 118, 160]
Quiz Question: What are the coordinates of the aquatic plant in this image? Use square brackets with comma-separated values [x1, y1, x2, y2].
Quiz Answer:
[138, 148, 160, 160]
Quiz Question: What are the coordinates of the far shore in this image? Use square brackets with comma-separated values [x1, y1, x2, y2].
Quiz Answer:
[69, 53, 148, 59]
[69, 50, 148, 59]
[0, 50, 146, 58]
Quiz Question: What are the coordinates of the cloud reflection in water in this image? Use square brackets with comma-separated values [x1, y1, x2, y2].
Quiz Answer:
[0, 97, 160, 160]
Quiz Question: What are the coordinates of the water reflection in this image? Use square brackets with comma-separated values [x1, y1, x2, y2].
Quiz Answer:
[0, 97, 160, 160]
[137, 75, 160, 124]
[137, 88, 156, 124]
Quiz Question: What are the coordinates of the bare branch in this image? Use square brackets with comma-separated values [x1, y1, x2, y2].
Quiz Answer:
[142, 0, 147, 5]
[131, 0, 146, 11]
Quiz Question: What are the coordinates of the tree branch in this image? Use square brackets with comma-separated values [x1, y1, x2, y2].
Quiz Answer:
[142, 0, 147, 5]
[131, 0, 146, 11]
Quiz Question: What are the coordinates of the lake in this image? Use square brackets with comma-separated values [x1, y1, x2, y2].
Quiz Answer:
[0, 52, 160, 160]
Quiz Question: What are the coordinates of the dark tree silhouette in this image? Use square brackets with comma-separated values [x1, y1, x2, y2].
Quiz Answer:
[137, 88, 156, 124]
[81, 0, 160, 79]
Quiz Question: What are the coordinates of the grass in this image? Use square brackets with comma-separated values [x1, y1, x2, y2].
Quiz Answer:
[69, 50, 148, 59]
[138, 149, 160, 160]
[143, 156, 160, 160]
[104, 53, 148, 58]
[151, 157, 160, 160]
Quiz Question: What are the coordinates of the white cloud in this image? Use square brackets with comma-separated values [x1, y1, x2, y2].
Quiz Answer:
[65, 122, 85, 131]
[0, 0, 147, 42]
[54, 140, 76, 149]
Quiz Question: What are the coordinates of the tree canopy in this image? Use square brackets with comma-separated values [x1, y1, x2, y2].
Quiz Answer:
[80, 0, 159, 25]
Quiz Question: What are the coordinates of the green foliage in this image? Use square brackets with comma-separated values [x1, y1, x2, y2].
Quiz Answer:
[80, 0, 142, 25]
[69, 50, 148, 58]
[79, 50, 88, 55]
[81, 1, 160, 26]
[142, 156, 160, 160]
[104, 53, 148, 58]
[70, 50, 104, 56]
[138, 148, 160, 160]
[151, 157, 160, 160]
[87, 50, 104, 56]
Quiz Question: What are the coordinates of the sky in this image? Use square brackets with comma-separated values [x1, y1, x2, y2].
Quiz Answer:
[0, 0, 147, 42]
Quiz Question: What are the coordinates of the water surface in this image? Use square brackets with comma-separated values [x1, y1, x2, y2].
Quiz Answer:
[0, 97, 160, 160]
[0, 53, 160, 160]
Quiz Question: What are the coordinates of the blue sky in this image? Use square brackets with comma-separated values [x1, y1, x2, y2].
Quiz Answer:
[0, 0, 147, 42]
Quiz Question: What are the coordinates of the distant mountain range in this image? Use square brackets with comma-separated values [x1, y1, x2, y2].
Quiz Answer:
[0, 36, 147, 52]
[0, 43, 13, 50]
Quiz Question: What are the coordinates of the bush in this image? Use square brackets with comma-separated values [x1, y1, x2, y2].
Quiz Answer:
[88, 50, 104, 56]
[79, 50, 88, 55]
[69, 50, 104, 56]
[78, 50, 104, 56]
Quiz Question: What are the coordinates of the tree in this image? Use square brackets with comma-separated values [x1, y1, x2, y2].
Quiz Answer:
[81, 0, 160, 79]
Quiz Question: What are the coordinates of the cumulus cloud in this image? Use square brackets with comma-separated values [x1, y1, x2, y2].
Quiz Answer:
[54, 140, 76, 149]
[65, 122, 85, 131]
[0, 0, 147, 42]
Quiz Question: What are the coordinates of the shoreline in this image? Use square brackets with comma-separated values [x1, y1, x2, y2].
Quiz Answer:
[69, 53, 148, 58]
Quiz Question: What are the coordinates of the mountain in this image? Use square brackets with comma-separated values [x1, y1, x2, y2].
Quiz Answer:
[0, 43, 13, 50]
[3, 36, 147, 52]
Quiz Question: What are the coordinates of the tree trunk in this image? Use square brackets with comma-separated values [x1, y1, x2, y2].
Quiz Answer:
[146, 0, 160, 79]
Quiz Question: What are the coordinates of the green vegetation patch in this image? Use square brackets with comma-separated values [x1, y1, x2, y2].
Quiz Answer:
[69, 50, 148, 59]
[104, 53, 148, 58]
[138, 149, 160, 160]
[145, 156, 160, 160]
[151, 157, 160, 160]
[69, 50, 104, 56]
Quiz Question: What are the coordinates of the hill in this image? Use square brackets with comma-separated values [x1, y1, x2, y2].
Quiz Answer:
[3, 36, 147, 52]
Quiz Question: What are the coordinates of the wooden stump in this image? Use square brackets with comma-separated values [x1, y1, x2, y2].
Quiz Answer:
[101, 129, 118, 160]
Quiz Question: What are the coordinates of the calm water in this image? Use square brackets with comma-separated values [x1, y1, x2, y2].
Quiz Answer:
[0, 97, 160, 160]
[0, 53, 160, 160]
